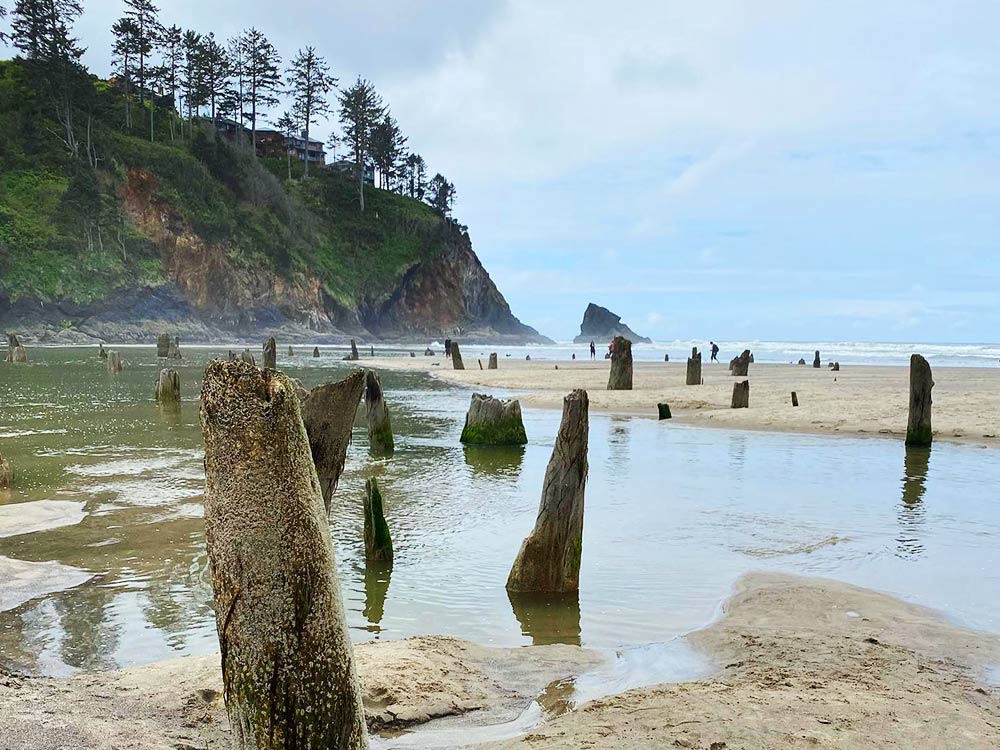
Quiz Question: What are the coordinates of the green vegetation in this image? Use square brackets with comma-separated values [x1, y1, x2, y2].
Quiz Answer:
[460, 416, 530, 447]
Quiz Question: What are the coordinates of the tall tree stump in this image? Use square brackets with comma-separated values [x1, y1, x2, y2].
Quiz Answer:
[156, 333, 171, 357]
[452, 342, 465, 370]
[313, 346, 321, 358]
[813, 350, 821, 368]
[155, 368, 181, 402]
[686, 347, 702, 386]
[606, 336, 633, 390]
[263, 337, 277, 369]
[0, 453, 12, 489]
[349, 339, 360, 361]
[240, 349, 256, 366]
[5, 333, 26, 363]
[107, 351, 123, 373]
[731, 380, 749, 408]
[364, 370, 394, 457]
[199, 361, 368, 750]
[168, 336, 182, 359]
[657, 403, 672, 420]
[905, 354, 933, 447]
[461, 393, 528, 445]
[98, 343, 108, 359]
[731, 349, 751, 377]
[300, 370, 365, 513]
[288, 346, 295, 356]
[507, 389, 588, 593]
[488, 353, 498, 369]
[363, 478, 393, 563]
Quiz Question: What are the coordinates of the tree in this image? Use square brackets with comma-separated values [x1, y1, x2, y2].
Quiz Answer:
[111, 16, 139, 129]
[122, 0, 161, 140]
[199, 32, 229, 124]
[160, 24, 182, 139]
[370, 113, 407, 191]
[286, 46, 335, 178]
[0, 5, 9, 44]
[428, 173, 456, 217]
[274, 110, 297, 180]
[405, 153, 428, 199]
[181, 30, 205, 124]
[241, 28, 281, 151]
[223, 33, 246, 141]
[338, 77, 384, 210]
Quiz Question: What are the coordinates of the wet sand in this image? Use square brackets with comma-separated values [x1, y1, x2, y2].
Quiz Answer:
[3, 573, 997, 749]
[371, 357, 1000, 446]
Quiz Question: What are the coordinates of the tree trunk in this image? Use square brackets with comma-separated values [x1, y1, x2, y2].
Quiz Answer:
[905, 354, 933, 447]
[349, 339, 360, 361]
[813, 350, 821, 369]
[299, 370, 366, 514]
[606, 336, 633, 390]
[686, 347, 702, 386]
[488, 353, 498, 370]
[313, 347, 321, 358]
[731, 380, 749, 409]
[507, 389, 588, 593]
[106, 351, 123, 373]
[156, 333, 171, 358]
[199, 361, 369, 750]
[461, 393, 528, 445]
[731, 349, 751, 377]
[364, 369, 394, 457]
[451, 342, 465, 370]
[155, 368, 181, 402]
[263, 337, 277, 369]
[363, 478, 393, 563]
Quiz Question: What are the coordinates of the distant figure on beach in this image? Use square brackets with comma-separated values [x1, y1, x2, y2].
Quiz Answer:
[445, 338, 452, 357]
[590, 341, 596, 359]
[710, 342, 720, 362]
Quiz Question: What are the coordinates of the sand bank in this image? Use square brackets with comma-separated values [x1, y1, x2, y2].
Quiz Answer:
[2, 573, 997, 749]
[372, 358, 1000, 445]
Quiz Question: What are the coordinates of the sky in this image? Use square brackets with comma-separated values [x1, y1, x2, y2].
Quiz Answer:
[5, 0, 1000, 343]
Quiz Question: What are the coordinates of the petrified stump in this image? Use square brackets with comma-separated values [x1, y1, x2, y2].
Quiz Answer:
[263, 337, 277, 369]
[300, 370, 366, 513]
[488, 353, 498, 370]
[156, 333, 171, 357]
[0, 453, 11, 489]
[731, 380, 749, 409]
[5, 333, 26, 363]
[106, 351, 123, 373]
[813, 350, 821, 368]
[364, 370, 394, 457]
[313, 346, 321, 358]
[349, 339, 360, 361]
[240, 349, 256, 366]
[507, 389, 588, 593]
[905, 354, 933, 447]
[168, 336, 182, 359]
[607, 336, 633, 390]
[363, 478, 393, 563]
[686, 347, 702, 386]
[155, 368, 181, 402]
[657, 403, 672, 420]
[98, 343, 108, 359]
[461, 393, 528, 445]
[731, 349, 751, 377]
[452, 342, 465, 370]
[199, 361, 368, 750]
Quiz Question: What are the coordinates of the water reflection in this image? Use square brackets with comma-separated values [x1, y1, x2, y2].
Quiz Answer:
[156, 401, 183, 426]
[362, 561, 392, 636]
[897, 446, 930, 558]
[606, 418, 630, 472]
[507, 590, 581, 646]
[462, 445, 525, 477]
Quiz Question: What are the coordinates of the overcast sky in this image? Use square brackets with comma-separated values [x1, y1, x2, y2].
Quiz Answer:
[6, 1, 999, 343]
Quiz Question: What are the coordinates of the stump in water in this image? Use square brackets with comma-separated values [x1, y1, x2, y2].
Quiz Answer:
[731, 349, 751, 377]
[5, 333, 26, 363]
[98, 343, 108, 359]
[288, 346, 294, 356]
[106, 351, 123, 373]
[461, 393, 528, 446]
[607, 336, 633, 390]
[813, 350, 821, 368]
[240, 349, 256, 366]
[263, 337, 277, 369]
[657, 403, 672, 420]
[364, 369, 394, 457]
[300, 370, 365, 513]
[168, 336, 182, 359]
[363, 478, 393, 563]
[349, 339, 360, 361]
[731, 380, 749, 409]
[452, 342, 465, 370]
[155, 368, 181, 402]
[488, 353, 498, 370]
[507, 389, 588, 593]
[156, 333, 171, 357]
[199, 361, 368, 750]
[686, 347, 702, 386]
[906, 354, 933, 447]
[227, 350, 237, 362]
[0, 453, 11, 489]
[791, 391, 799, 407]
[313, 346, 321, 358]
[409, 351, 416, 358]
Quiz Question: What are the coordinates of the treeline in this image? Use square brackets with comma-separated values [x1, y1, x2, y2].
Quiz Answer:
[0, 0, 458, 217]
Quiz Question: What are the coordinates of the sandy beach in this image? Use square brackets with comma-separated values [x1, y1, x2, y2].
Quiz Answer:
[371, 357, 1000, 446]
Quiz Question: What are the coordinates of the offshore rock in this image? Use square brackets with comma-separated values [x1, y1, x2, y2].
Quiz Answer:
[573, 303, 651, 344]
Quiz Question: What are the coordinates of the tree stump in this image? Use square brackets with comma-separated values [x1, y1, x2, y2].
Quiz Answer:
[300, 370, 365, 513]
[452, 341, 465, 370]
[227, 350, 237, 362]
[5, 333, 26, 363]
[349, 339, 360, 361]
[168, 336, 182, 359]
[199, 361, 368, 750]
[363, 478, 393, 563]
[156, 333, 171, 358]
[507, 389, 588, 593]
[657, 403, 672, 420]
[791, 391, 799, 407]
[98, 343, 108, 359]
[832, 362, 840, 372]
[813, 350, 821, 368]
[263, 337, 277, 369]
[155, 368, 181, 402]
[731, 380, 749, 408]
[240, 349, 256, 366]
[364, 370, 394, 457]
[424, 348, 434, 356]
[0, 453, 12, 489]
[905, 354, 933, 447]
[798, 358, 806, 365]
[313, 346, 321, 358]
[488, 353, 498, 370]
[461, 393, 528, 445]
[288, 346, 295, 357]
[686, 347, 702, 386]
[606, 336, 633, 390]
[478, 359, 483, 370]
[731, 349, 751, 377]
[106, 351, 123, 373]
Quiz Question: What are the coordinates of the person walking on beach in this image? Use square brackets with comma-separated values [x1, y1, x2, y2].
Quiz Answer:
[710, 341, 720, 362]
[590, 341, 596, 360]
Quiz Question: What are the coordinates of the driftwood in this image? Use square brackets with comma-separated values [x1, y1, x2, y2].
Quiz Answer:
[156, 333, 171, 357]
[263, 337, 277, 369]
[199, 361, 368, 750]
[686, 347, 702, 386]
[364, 370, 394, 457]
[488, 353, 498, 370]
[606, 336, 633, 390]
[657, 403, 672, 420]
[452, 342, 465, 370]
[507, 389, 589, 593]
[905, 354, 933, 447]
[731, 349, 751, 377]
[155, 368, 181, 402]
[461, 393, 528, 445]
[363, 478, 393, 563]
[731, 380, 749, 408]
[106, 351, 123, 373]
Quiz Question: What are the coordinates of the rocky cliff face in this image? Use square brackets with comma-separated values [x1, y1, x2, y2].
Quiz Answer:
[573, 303, 651, 344]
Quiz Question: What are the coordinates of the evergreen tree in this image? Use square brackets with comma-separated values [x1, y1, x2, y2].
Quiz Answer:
[160, 24, 182, 138]
[223, 33, 246, 139]
[370, 113, 407, 191]
[123, 0, 161, 113]
[241, 28, 281, 151]
[428, 173, 456, 217]
[199, 32, 229, 123]
[111, 16, 139, 129]
[404, 153, 428, 199]
[181, 30, 205, 123]
[285, 46, 335, 178]
[338, 77, 384, 210]
[274, 110, 297, 180]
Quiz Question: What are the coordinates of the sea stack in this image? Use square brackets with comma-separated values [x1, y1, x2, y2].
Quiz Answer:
[299, 370, 365, 513]
[813, 350, 821, 368]
[461, 394, 528, 445]
[363, 478, 393, 563]
[168, 336, 182, 359]
[731, 349, 751, 377]
[199, 361, 368, 750]
[507, 389, 588, 593]
[488, 352, 498, 370]
[106, 351, 123, 373]
[364, 369, 394, 457]
[731, 380, 749, 408]
[905, 354, 933, 447]
[606, 336, 633, 390]
[154, 368, 181, 402]
[686, 347, 702, 386]
[156, 333, 171, 358]
[263, 336, 277, 369]
[573, 303, 651, 344]
[452, 341, 465, 370]
[349, 339, 360, 361]
[5, 333, 26, 363]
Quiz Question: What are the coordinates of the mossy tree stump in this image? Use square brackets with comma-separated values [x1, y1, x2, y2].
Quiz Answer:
[107, 351, 123, 373]
[731, 380, 749, 408]
[905, 354, 933, 447]
[155, 368, 181, 402]
[488, 352, 498, 369]
[363, 478, 393, 563]
[686, 347, 702, 385]
[731, 349, 751, 377]
[156, 333, 171, 357]
[606, 336, 633, 390]
[461, 393, 528, 445]
[200, 361, 368, 750]
[6, 333, 26, 363]
[263, 337, 277, 369]
[364, 370, 394, 457]
[813, 350, 821, 368]
[507, 389, 589, 593]
[452, 341, 465, 370]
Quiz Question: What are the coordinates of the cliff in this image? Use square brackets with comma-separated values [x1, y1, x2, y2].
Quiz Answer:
[573, 303, 651, 344]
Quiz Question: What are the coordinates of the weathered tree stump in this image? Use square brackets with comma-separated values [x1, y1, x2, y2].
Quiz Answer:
[199, 361, 368, 750]
[106, 351, 123, 373]
[288, 346, 295, 357]
[409, 351, 416, 358]
[791, 391, 799, 407]
[906, 354, 933, 447]
[686, 347, 702, 386]
[657, 403, 672, 420]
[156, 333, 171, 358]
[5, 333, 26, 363]
[263, 337, 277, 369]
[363, 478, 393, 563]
[364, 370, 394, 458]
[731, 380, 749, 408]
[813, 350, 821, 368]
[798, 358, 806, 365]
[155, 368, 181, 402]
[832, 362, 840, 372]
[731, 349, 751, 377]
[0, 453, 12, 489]
[478, 359, 483, 370]
[300, 370, 365, 513]
[369, 345, 374, 357]
[168, 336, 182, 359]
[664, 354, 669, 362]
[349, 339, 360, 361]
[607, 336, 633, 390]
[424, 348, 434, 356]
[452, 341, 465, 370]
[507, 389, 588, 593]
[488, 353, 498, 370]
[240, 349, 256, 366]
[98, 343, 108, 359]
[461, 393, 528, 445]
[227, 350, 238, 362]
[313, 346, 321, 358]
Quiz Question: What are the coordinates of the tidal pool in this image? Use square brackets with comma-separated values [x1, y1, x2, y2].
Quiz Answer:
[1, 346, 998, 675]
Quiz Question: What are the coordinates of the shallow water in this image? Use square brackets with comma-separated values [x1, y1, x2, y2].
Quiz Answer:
[1, 346, 999, 676]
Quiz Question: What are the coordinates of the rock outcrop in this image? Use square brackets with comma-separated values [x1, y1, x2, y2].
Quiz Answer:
[461, 394, 528, 446]
[573, 303, 651, 344]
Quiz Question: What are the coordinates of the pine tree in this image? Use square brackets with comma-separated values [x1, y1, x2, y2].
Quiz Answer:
[181, 30, 205, 124]
[285, 46, 335, 178]
[242, 28, 281, 151]
[338, 77, 384, 210]
[428, 173, 456, 217]
[274, 110, 297, 180]
[111, 16, 139, 129]
[123, 0, 161, 140]
[370, 113, 407, 191]
[160, 24, 182, 139]
[224, 33, 246, 141]
[404, 153, 428, 199]
[199, 32, 229, 124]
